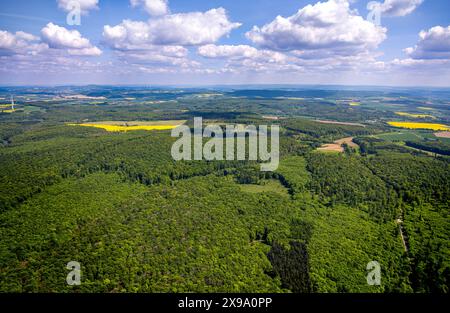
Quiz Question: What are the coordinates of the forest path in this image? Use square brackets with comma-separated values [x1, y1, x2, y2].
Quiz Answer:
[396, 207, 409, 253]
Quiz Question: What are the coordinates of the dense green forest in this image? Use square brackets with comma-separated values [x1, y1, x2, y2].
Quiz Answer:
[0, 87, 449, 293]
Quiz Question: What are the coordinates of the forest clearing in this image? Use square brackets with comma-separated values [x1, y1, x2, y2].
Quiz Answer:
[317, 137, 358, 152]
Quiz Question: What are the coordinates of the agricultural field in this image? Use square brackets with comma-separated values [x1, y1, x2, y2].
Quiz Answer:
[435, 131, 450, 139]
[388, 122, 450, 131]
[395, 112, 435, 119]
[67, 120, 186, 132]
[376, 131, 429, 142]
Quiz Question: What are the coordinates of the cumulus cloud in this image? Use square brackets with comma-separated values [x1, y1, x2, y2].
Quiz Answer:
[0, 29, 105, 78]
[41, 23, 101, 55]
[246, 0, 386, 55]
[1, 25, 102, 58]
[404, 26, 450, 60]
[367, 0, 423, 17]
[57, 0, 99, 15]
[387, 25, 450, 82]
[103, 8, 241, 47]
[102, 7, 241, 71]
[0, 30, 48, 56]
[130, 0, 169, 16]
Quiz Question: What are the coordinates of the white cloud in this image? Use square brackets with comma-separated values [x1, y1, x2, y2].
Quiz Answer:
[404, 26, 450, 60]
[387, 25, 450, 82]
[198, 44, 290, 64]
[0, 42, 105, 77]
[103, 20, 153, 50]
[114, 45, 193, 67]
[389, 57, 450, 79]
[103, 8, 241, 47]
[102, 7, 240, 72]
[0, 53, 106, 76]
[198, 44, 295, 73]
[57, 0, 99, 15]
[68, 46, 102, 56]
[0, 30, 48, 56]
[367, 0, 423, 17]
[197, 43, 388, 75]
[42, 23, 90, 49]
[246, 0, 386, 55]
[0, 25, 102, 58]
[41, 23, 101, 55]
[198, 44, 259, 59]
[197, 44, 295, 73]
[130, 0, 170, 16]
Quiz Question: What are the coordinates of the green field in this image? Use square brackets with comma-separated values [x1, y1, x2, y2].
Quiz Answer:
[376, 131, 424, 141]
[239, 179, 289, 196]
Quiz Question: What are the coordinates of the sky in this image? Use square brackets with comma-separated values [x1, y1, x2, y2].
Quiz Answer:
[0, 0, 449, 86]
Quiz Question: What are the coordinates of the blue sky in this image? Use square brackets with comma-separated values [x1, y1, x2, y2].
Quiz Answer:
[0, 0, 449, 86]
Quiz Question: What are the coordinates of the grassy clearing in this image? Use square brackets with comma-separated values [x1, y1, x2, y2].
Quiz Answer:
[376, 130, 445, 142]
[315, 120, 365, 127]
[376, 132, 423, 141]
[22, 106, 44, 113]
[239, 180, 289, 197]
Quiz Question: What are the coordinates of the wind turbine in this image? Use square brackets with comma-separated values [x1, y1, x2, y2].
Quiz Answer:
[10, 95, 15, 111]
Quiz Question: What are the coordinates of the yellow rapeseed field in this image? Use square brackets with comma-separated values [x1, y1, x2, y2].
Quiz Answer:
[395, 112, 435, 119]
[349, 102, 360, 106]
[67, 122, 183, 132]
[388, 122, 450, 131]
[417, 107, 435, 111]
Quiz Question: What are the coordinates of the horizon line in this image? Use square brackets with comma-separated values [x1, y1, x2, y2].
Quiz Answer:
[1, 83, 450, 90]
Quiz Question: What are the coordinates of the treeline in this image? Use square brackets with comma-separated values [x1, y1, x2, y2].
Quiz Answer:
[405, 140, 450, 156]
[283, 118, 371, 141]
